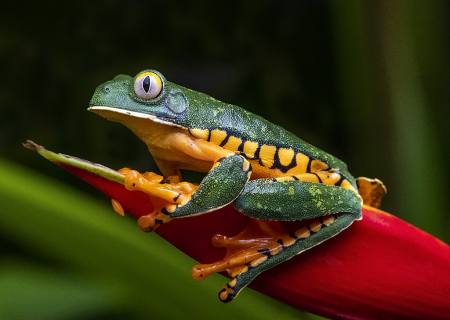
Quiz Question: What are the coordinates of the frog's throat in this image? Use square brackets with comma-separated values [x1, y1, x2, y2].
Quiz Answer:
[88, 106, 187, 129]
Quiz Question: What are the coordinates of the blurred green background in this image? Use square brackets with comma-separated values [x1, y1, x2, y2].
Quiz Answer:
[1, 1, 449, 319]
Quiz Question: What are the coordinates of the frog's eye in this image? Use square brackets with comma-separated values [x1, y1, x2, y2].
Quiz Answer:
[134, 72, 162, 99]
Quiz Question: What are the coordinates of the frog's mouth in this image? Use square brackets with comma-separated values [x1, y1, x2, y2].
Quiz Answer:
[88, 106, 187, 129]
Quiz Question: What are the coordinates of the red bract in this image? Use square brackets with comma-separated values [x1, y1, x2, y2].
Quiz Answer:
[156, 206, 450, 320]
[26, 141, 450, 320]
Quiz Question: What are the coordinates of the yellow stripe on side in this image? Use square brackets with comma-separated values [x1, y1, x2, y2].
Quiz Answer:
[189, 128, 210, 140]
[290, 153, 309, 174]
[210, 129, 227, 144]
[311, 159, 329, 172]
[259, 145, 277, 168]
[224, 136, 242, 151]
[243, 141, 259, 159]
[278, 148, 295, 166]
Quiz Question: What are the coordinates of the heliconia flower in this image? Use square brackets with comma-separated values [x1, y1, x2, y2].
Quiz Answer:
[25, 141, 450, 320]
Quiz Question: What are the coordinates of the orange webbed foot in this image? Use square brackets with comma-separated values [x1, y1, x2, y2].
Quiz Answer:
[191, 219, 287, 281]
[120, 168, 183, 204]
[193, 214, 341, 302]
[113, 168, 199, 230]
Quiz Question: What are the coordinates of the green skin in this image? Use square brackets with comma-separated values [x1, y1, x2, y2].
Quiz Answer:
[89, 70, 362, 302]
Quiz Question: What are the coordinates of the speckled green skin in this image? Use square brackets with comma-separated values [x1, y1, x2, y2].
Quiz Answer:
[234, 179, 361, 221]
[90, 70, 362, 302]
[168, 154, 251, 218]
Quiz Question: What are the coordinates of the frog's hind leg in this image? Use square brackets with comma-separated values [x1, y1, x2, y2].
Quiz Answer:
[215, 213, 356, 302]
[197, 178, 362, 302]
[234, 178, 362, 221]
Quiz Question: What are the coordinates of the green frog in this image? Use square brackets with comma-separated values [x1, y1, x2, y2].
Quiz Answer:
[88, 70, 386, 302]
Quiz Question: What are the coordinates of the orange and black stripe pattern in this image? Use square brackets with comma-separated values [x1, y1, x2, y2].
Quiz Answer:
[188, 128, 357, 193]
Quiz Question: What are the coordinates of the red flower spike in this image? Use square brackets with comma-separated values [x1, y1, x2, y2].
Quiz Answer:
[25, 141, 450, 320]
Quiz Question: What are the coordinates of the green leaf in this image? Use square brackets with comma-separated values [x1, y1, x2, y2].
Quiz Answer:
[0, 157, 301, 319]
[0, 259, 117, 319]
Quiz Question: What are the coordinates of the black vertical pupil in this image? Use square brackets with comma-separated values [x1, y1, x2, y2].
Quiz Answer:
[143, 76, 151, 93]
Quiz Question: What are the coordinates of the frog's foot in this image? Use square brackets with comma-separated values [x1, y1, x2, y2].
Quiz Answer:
[119, 167, 198, 209]
[137, 209, 173, 232]
[192, 214, 347, 302]
[192, 219, 291, 302]
[191, 219, 284, 281]
[211, 219, 283, 251]
[356, 177, 387, 208]
[116, 168, 199, 230]
[120, 168, 185, 204]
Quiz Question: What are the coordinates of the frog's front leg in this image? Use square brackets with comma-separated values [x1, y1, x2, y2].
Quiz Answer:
[126, 132, 252, 231]
[194, 179, 362, 302]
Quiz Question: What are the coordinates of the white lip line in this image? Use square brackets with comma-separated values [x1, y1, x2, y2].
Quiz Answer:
[88, 106, 187, 129]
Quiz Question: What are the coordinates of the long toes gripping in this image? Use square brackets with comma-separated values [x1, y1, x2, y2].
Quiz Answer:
[191, 219, 285, 302]
[193, 213, 356, 302]
[121, 168, 194, 204]
[116, 168, 199, 231]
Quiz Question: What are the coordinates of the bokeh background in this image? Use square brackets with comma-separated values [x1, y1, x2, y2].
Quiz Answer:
[1, 1, 449, 319]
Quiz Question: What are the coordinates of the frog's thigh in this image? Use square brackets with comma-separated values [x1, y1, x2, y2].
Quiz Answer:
[166, 132, 236, 162]
[220, 213, 356, 302]
[233, 179, 362, 221]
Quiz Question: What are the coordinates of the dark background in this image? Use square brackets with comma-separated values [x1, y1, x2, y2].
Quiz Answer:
[3, 0, 449, 241]
[1, 0, 449, 318]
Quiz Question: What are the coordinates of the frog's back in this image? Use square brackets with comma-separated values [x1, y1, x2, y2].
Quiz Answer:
[175, 85, 356, 187]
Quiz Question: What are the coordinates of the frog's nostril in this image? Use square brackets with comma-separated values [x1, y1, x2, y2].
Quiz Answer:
[104, 86, 111, 93]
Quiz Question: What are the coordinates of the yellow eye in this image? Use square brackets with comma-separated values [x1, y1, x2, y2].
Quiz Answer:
[134, 72, 162, 99]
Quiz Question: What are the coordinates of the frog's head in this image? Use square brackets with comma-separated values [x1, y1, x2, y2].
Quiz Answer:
[89, 70, 189, 129]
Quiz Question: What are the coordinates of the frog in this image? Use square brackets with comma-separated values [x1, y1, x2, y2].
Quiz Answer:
[88, 70, 386, 302]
